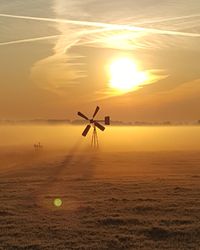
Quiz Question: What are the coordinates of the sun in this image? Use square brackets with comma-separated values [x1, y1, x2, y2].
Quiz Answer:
[109, 58, 147, 92]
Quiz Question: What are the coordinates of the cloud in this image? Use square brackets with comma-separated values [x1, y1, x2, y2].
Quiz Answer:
[0, 13, 200, 37]
[0, 35, 60, 46]
[1, 0, 199, 97]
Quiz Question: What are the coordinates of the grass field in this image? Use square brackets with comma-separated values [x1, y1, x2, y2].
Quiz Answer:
[0, 146, 200, 249]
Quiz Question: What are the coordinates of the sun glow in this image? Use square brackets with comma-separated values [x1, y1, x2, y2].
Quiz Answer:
[109, 58, 147, 92]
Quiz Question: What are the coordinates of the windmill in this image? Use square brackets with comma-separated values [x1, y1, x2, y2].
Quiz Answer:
[77, 106, 110, 148]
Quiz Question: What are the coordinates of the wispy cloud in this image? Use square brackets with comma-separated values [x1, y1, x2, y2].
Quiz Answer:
[0, 35, 60, 46]
[0, 13, 200, 37]
[1, 0, 199, 98]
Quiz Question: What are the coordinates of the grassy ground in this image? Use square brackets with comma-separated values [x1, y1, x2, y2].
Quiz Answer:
[0, 150, 200, 249]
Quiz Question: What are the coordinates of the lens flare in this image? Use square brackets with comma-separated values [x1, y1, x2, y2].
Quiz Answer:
[53, 198, 62, 207]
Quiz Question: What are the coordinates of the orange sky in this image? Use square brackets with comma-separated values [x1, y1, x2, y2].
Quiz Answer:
[0, 1, 200, 121]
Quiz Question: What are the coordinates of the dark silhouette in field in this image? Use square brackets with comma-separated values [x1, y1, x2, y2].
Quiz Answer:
[34, 142, 43, 151]
[77, 106, 110, 148]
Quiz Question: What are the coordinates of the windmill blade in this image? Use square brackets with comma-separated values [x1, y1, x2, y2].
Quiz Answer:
[94, 122, 105, 131]
[93, 106, 100, 118]
[77, 111, 89, 120]
[82, 125, 91, 137]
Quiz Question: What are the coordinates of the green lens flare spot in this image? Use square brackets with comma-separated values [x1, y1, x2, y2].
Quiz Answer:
[53, 198, 62, 207]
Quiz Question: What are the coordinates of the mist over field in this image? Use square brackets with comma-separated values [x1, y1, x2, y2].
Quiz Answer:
[1, 125, 200, 151]
[0, 125, 199, 249]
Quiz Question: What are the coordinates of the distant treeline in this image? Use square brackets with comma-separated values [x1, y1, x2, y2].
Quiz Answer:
[0, 119, 200, 126]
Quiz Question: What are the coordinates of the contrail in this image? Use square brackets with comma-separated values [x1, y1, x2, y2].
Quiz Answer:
[145, 14, 200, 23]
[133, 13, 200, 25]
[0, 35, 60, 46]
[0, 13, 200, 38]
[0, 27, 111, 46]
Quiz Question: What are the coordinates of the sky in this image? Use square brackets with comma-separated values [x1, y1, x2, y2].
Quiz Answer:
[0, 0, 200, 122]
